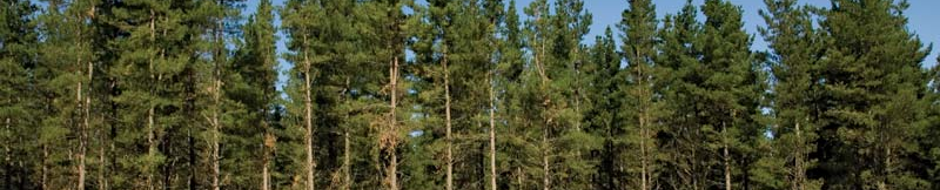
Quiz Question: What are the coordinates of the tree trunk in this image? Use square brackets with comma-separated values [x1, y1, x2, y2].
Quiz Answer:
[794, 122, 804, 190]
[489, 73, 497, 190]
[342, 78, 351, 190]
[640, 113, 648, 190]
[76, 24, 88, 190]
[260, 135, 271, 190]
[542, 131, 550, 190]
[444, 52, 454, 190]
[343, 129, 351, 190]
[146, 9, 156, 190]
[86, 53, 96, 190]
[210, 15, 224, 190]
[4, 118, 11, 190]
[303, 34, 316, 190]
[42, 145, 48, 190]
[387, 56, 401, 190]
[211, 74, 221, 190]
[77, 56, 87, 190]
[723, 120, 731, 190]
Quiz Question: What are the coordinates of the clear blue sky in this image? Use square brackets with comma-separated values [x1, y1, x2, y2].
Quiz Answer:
[243, 0, 940, 89]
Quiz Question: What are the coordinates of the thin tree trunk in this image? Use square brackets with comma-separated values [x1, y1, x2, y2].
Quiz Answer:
[210, 14, 224, 190]
[444, 52, 454, 190]
[4, 118, 10, 190]
[723, 120, 731, 190]
[542, 131, 550, 190]
[261, 122, 273, 190]
[211, 74, 221, 190]
[261, 133, 271, 190]
[489, 72, 497, 190]
[43, 145, 48, 190]
[86, 53, 95, 190]
[794, 122, 804, 190]
[303, 34, 316, 190]
[342, 77, 351, 190]
[343, 129, 351, 190]
[76, 24, 87, 190]
[77, 56, 87, 190]
[146, 9, 156, 190]
[387, 56, 400, 190]
[640, 113, 648, 190]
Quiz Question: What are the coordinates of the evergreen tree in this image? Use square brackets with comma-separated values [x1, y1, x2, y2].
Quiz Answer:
[756, 0, 825, 189]
[231, 0, 277, 189]
[522, 0, 596, 189]
[584, 27, 625, 189]
[926, 57, 940, 184]
[35, 0, 98, 189]
[618, 0, 667, 189]
[656, 2, 708, 189]
[104, 0, 205, 188]
[198, 0, 246, 189]
[697, 1, 766, 189]
[815, 0, 931, 189]
[0, 0, 39, 189]
[495, 1, 542, 189]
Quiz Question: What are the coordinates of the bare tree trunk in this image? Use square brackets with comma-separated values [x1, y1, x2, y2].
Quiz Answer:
[443, 52, 454, 190]
[210, 75, 221, 190]
[542, 131, 550, 190]
[43, 145, 48, 190]
[210, 13, 224, 190]
[77, 52, 87, 190]
[76, 20, 89, 190]
[302, 34, 316, 190]
[261, 133, 271, 190]
[342, 78, 351, 190]
[146, 9, 156, 190]
[489, 73, 497, 190]
[640, 113, 648, 190]
[4, 118, 11, 190]
[386, 56, 401, 190]
[794, 122, 804, 190]
[723, 120, 731, 190]
[343, 129, 351, 190]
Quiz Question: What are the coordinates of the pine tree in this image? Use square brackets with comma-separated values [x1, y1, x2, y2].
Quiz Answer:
[656, 2, 708, 189]
[584, 27, 625, 189]
[926, 58, 940, 184]
[281, 1, 323, 188]
[698, 1, 766, 189]
[412, 0, 502, 188]
[0, 0, 39, 189]
[36, 0, 98, 189]
[104, 0, 205, 188]
[618, 0, 667, 189]
[198, 0, 246, 189]
[815, 0, 931, 189]
[233, 0, 277, 189]
[756, 0, 824, 189]
[522, 0, 596, 189]
[496, 1, 540, 189]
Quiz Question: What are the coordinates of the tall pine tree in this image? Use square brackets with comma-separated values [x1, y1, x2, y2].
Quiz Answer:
[816, 0, 931, 188]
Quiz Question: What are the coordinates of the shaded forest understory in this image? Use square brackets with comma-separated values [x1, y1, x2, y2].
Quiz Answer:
[3, 0, 940, 189]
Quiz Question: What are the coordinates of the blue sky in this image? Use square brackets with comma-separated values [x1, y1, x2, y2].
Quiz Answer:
[244, 0, 940, 89]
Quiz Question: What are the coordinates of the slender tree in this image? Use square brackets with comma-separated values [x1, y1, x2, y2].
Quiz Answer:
[618, 0, 666, 189]
[233, 0, 277, 189]
[756, 0, 824, 189]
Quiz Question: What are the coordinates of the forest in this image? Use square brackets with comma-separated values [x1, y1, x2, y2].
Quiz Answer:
[1, 0, 940, 189]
